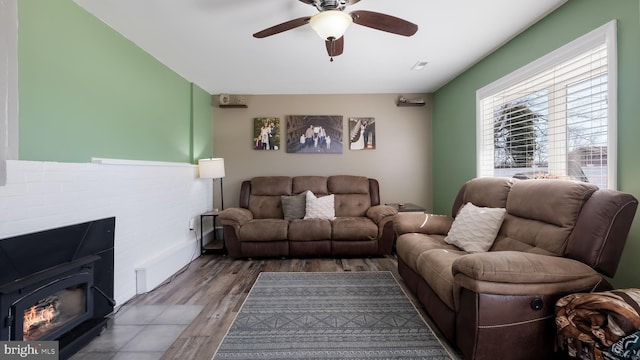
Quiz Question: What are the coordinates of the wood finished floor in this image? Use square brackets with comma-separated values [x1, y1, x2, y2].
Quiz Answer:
[123, 254, 461, 360]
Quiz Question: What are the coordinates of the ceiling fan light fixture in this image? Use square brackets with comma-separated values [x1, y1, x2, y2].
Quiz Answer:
[309, 10, 353, 40]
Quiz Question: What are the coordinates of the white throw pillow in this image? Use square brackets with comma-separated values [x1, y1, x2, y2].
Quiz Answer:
[304, 191, 335, 220]
[444, 202, 506, 253]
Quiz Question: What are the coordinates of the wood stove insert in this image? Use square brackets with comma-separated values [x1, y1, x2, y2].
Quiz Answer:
[0, 217, 115, 360]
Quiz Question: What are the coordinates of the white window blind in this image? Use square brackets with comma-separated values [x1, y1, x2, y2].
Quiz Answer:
[477, 21, 617, 189]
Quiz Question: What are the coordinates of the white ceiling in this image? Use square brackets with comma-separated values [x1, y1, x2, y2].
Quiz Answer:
[72, 0, 566, 95]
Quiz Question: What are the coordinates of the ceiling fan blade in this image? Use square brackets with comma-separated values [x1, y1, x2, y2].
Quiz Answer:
[326, 36, 344, 57]
[298, 0, 314, 4]
[351, 10, 418, 37]
[346, 0, 361, 5]
[253, 16, 311, 38]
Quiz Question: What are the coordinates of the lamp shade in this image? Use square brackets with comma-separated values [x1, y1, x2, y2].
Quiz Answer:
[309, 10, 353, 40]
[198, 158, 225, 179]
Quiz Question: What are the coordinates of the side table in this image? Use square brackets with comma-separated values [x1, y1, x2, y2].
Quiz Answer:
[386, 203, 427, 213]
[200, 210, 225, 255]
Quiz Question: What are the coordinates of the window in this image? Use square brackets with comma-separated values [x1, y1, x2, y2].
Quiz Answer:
[477, 21, 617, 189]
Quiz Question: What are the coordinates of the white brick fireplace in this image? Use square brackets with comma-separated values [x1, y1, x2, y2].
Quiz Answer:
[0, 159, 211, 306]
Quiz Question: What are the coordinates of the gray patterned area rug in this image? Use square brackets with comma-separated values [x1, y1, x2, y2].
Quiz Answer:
[213, 271, 453, 359]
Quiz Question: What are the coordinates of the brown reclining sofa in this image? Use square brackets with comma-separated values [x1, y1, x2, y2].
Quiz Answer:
[219, 175, 398, 258]
[394, 177, 638, 360]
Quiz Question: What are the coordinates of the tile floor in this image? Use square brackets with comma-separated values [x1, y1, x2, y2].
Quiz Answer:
[70, 304, 204, 360]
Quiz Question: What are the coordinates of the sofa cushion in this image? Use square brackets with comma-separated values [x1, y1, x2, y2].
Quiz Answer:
[396, 233, 458, 272]
[238, 219, 288, 242]
[452, 251, 600, 284]
[288, 219, 332, 241]
[304, 192, 335, 220]
[416, 249, 467, 311]
[329, 176, 371, 217]
[328, 175, 370, 194]
[507, 179, 596, 227]
[445, 203, 506, 253]
[334, 194, 371, 217]
[332, 217, 378, 240]
[452, 251, 603, 296]
[491, 216, 568, 255]
[492, 179, 598, 255]
[249, 196, 284, 219]
[281, 191, 307, 221]
[292, 176, 329, 195]
[461, 177, 514, 209]
[251, 176, 293, 196]
[249, 177, 292, 219]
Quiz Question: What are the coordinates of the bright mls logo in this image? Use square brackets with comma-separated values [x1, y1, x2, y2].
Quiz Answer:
[0, 341, 58, 360]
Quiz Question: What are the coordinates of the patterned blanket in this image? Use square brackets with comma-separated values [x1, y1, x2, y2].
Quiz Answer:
[605, 330, 640, 360]
[556, 289, 640, 359]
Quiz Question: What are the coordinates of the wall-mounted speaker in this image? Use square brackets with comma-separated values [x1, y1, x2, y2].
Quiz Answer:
[215, 93, 247, 107]
[233, 95, 246, 105]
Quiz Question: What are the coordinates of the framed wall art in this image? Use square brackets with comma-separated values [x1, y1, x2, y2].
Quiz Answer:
[285, 115, 343, 154]
[253, 117, 280, 150]
[349, 117, 375, 150]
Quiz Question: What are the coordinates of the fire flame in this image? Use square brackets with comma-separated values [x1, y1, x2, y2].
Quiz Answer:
[23, 304, 56, 339]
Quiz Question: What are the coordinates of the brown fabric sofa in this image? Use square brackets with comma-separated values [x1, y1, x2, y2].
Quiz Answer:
[393, 177, 638, 360]
[219, 175, 398, 258]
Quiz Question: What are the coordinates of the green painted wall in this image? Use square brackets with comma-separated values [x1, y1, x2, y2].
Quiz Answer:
[192, 83, 214, 160]
[18, 0, 212, 163]
[432, 0, 640, 288]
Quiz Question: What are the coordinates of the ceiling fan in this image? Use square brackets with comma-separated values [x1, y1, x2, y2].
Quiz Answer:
[253, 0, 418, 61]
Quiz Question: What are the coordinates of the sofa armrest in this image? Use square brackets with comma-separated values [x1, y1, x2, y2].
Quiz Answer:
[218, 208, 254, 226]
[366, 204, 398, 224]
[393, 213, 453, 236]
[452, 251, 603, 296]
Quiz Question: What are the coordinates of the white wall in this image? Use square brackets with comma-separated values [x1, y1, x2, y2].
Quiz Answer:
[0, 159, 211, 306]
[213, 93, 433, 210]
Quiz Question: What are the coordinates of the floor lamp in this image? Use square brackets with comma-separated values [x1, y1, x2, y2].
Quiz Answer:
[198, 158, 225, 211]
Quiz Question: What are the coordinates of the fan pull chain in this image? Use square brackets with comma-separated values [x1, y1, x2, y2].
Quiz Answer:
[329, 37, 335, 62]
